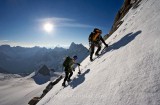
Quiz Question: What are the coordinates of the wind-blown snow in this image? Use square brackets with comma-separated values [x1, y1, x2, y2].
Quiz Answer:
[37, 0, 160, 105]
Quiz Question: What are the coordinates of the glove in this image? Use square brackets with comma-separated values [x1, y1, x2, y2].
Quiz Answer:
[77, 63, 80, 66]
[72, 68, 75, 71]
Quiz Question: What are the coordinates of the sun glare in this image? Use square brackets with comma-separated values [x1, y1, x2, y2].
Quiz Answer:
[43, 23, 54, 33]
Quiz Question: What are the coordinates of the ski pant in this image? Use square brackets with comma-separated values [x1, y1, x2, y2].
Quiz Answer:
[63, 68, 73, 83]
[90, 44, 101, 59]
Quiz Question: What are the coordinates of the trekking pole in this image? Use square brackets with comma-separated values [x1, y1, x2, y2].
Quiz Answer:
[88, 42, 91, 52]
[88, 47, 91, 52]
[61, 66, 65, 77]
[78, 65, 81, 75]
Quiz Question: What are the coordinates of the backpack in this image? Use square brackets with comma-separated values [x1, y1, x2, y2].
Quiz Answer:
[89, 32, 100, 42]
[63, 56, 72, 67]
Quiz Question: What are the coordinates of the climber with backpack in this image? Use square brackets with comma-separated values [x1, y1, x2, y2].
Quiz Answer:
[88, 28, 108, 61]
[62, 55, 80, 87]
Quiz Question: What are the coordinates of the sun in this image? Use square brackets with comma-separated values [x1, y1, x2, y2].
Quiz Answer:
[43, 22, 54, 33]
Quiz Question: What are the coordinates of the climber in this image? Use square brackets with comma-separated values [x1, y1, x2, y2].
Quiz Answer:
[88, 28, 108, 61]
[62, 55, 80, 86]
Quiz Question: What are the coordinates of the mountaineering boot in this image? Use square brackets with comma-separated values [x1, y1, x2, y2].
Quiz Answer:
[95, 53, 100, 56]
[67, 78, 71, 82]
[90, 57, 93, 61]
[62, 82, 66, 87]
[105, 44, 109, 48]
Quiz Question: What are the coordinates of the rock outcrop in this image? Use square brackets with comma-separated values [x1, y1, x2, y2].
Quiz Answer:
[28, 75, 63, 105]
[104, 0, 142, 40]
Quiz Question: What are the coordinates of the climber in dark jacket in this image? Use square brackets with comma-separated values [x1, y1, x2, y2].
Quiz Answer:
[88, 28, 108, 61]
[62, 55, 80, 86]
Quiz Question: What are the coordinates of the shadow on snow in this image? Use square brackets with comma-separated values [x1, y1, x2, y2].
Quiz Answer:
[32, 75, 50, 85]
[107, 30, 142, 52]
[69, 69, 90, 89]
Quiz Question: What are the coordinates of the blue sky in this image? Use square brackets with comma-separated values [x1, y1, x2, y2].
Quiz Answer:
[0, 0, 123, 48]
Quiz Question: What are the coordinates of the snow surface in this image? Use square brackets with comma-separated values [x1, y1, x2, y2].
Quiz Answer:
[37, 0, 160, 105]
[0, 65, 63, 105]
[0, 73, 48, 105]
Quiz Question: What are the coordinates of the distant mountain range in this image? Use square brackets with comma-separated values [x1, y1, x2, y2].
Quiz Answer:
[0, 42, 89, 74]
[0, 66, 9, 73]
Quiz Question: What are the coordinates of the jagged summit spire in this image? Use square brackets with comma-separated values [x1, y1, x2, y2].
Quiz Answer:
[38, 65, 50, 76]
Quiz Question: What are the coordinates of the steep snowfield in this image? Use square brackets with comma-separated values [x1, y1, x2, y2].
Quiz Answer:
[0, 68, 62, 105]
[0, 74, 48, 105]
[37, 0, 160, 105]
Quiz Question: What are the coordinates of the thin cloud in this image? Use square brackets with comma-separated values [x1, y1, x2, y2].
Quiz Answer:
[0, 40, 69, 48]
[38, 17, 74, 22]
[37, 17, 93, 28]
[58, 22, 93, 28]
[0, 40, 11, 45]
[0, 40, 35, 47]
[0, 40, 10, 42]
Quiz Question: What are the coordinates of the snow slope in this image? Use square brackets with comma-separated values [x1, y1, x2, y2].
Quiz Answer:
[0, 73, 48, 105]
[37, 0, 160, 105]
[0, 66, 63, 105]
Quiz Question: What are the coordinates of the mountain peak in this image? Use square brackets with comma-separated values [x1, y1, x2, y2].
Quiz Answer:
[70, 42, 76, 46]
[69, 42, 84, 50]
[38, 65, 50, 76]
[54, 46, 65, 52]
[0, 44, 11, 48]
